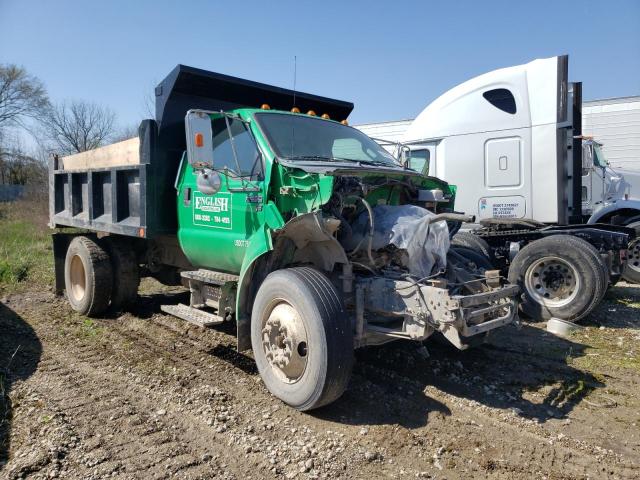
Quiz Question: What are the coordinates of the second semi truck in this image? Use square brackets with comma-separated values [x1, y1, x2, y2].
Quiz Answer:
[358, 55, 634, 322]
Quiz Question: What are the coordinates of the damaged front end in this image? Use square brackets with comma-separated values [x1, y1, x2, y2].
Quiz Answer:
[352, 272, 519, 349]
[272, 168, 520, 351]
[344, 204, 520, 349]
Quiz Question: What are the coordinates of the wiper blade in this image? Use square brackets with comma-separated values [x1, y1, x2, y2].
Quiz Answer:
[282, 155, 402, 169]
[283, 155, 360, 163]
[358, 159, 401, 167]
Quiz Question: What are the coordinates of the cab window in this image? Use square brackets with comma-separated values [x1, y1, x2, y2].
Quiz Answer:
[409, 149, 430, 174]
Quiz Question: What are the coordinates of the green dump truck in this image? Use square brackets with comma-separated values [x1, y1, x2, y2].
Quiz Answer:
[49, 65, 520, 410]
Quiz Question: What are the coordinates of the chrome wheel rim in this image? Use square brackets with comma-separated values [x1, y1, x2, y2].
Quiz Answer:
[524, 256, 580, 307]
[69, 254, 86, 303]
[261, 300, 308, 384]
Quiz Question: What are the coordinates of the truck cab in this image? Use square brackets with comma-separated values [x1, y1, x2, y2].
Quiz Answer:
[398, 55, 574, 224]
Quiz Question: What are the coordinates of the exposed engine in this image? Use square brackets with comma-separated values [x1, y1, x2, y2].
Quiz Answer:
[321, 175, 488, 294]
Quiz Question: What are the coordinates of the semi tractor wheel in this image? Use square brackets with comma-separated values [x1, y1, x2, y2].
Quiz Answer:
[103, 237, 139, 311]
[449, 246, 493, 272]
[64, 236, 113, 317]
[451, 232, 493, 263]
[251, 267, 353, 411]
[622, 221, 640, 284]
[508, 235, 606, 322]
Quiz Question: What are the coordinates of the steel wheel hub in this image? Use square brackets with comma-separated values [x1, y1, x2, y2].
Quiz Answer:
[261, 301, 308, 383]
[627, 239, 640, 273]
[69, 254, 86, 302]
[525, 256, 580, 307]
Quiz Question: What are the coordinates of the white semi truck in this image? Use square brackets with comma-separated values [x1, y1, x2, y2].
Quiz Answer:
[358, 55, 637, 321]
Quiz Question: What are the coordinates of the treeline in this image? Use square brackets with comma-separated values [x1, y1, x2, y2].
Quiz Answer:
[0, 64, 136, 192]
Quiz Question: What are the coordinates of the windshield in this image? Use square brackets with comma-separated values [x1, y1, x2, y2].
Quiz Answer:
[255, 113, 398, 166]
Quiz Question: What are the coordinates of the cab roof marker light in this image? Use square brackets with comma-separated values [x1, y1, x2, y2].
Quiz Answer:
[261, 103, 271, 110]
[307, 110, 316, 116]
[321, 113, 330, 119]
[340, 119, 349, 125]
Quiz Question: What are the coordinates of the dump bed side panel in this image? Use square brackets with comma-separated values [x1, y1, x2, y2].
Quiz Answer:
[48, 120, 163, 238]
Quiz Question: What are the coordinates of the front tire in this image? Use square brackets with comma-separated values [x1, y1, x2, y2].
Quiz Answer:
[451, 231, 494, 263]
[251, 267, 353, 411]
[64, 236, 113, 317]
[622, 221, 640, 284]
[508, 235, 605, 322]
[449, 246, 494, 272]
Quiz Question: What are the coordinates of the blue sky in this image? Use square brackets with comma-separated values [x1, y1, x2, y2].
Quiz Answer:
[1, 0, 639, 130]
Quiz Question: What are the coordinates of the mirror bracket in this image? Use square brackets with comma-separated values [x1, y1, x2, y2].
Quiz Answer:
[196, 168, 222, 196]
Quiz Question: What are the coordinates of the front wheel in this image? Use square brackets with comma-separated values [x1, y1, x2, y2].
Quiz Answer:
[508, 235, 606, 322]
[622, 221, 640, 284]
[451, 231, 494, 263]
[251, 267, 353, 411]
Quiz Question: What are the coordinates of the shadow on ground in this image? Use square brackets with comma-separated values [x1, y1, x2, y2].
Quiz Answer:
[125, 280, 622, 430]
[591, 283, 640, 329]
[108, 288, 190, 320]
[313, 322, 601, 429]
[0, 302, 42, 470]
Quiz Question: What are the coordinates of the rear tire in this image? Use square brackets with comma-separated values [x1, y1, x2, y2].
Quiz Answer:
[451, 232, 494, 263]
[622, 221, 640, 284]
[64, 236, 113, 317]
[251, 267, 353, 411]
[103, 237, 139, 311]
[508, 235, 605, 322]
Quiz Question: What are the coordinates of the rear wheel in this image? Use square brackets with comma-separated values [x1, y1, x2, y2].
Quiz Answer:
[251, 267, 353, 411]
[508, 235, 605, 322]
[64, 236, 113, 317]
[622, 221, 640, 284]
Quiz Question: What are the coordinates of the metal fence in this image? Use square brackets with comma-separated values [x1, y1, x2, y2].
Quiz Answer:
[0, 184, 25, 202]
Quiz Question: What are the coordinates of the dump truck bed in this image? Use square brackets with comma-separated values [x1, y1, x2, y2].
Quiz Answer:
[48, 120, 163, 238]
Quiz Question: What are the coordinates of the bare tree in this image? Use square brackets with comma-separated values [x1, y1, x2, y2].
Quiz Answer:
[0, 130, 45, 187]
[41, 100, 116, 154]
[141, 86, 156, 119]
[0, 64, 49, 128]
[112, 123, 139, 142]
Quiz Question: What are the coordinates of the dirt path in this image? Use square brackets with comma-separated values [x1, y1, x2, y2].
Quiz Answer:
[1, 282, 639, 479]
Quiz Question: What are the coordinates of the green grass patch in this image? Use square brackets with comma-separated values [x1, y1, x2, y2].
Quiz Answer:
[0, 200, 53, 291]
[569, 328, 640, 374]
[78, 318, 102, 338]
[616, 298, 640, 309]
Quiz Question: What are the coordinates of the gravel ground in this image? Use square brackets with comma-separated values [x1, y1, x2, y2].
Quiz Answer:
[1, 280, 639, 479]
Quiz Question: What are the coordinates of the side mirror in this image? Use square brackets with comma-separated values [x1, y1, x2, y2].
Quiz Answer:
[185, 110, 214, 168]
[399, 145, 411, 167]
[196, 168, 221, 195]
[582, 144, 594, 170]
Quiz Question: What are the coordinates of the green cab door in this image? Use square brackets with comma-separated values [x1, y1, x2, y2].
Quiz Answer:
[177, 112, 265, 274]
